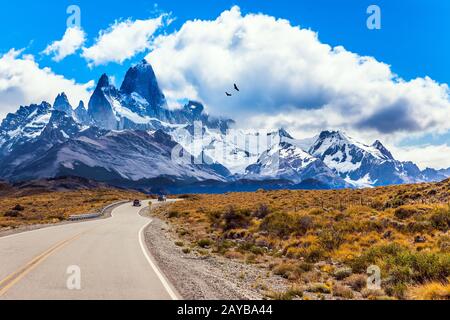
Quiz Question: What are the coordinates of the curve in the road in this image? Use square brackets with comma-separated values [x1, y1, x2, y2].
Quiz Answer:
[0, 200, 180, 300]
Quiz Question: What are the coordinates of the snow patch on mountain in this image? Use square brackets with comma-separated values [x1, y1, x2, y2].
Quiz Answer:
[0, 60, 448, 190]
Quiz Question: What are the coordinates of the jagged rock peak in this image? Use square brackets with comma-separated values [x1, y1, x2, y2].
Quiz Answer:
[53, 92, 72, 114]
[120, 59, 166, 108]
[97, 74, 111, 89]
[278, 128, 294, 139]
[372, 140, 394, 160]
[76, 101, 85, 110]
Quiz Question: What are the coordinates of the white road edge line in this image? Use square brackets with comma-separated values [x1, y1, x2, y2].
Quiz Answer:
[138, 219, 179, 300]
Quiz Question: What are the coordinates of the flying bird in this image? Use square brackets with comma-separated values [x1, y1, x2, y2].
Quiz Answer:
[225, 92, 232, 97]
[234, 84, 240, 92]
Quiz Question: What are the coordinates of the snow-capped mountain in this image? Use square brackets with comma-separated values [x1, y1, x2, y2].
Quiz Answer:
[307, 131, 429, 187]
[170, 125, 272, 175]
[421, 167, 450, 182]
[0, 102, 52, 153]
[0, 112, 229, 188]
[0, 60, 448, 192]
[244, 137, 350, 188]
[86, 60, 234, 132]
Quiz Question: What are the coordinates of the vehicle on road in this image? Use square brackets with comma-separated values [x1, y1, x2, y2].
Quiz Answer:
[133, 199, 142, 207]
[0, 201, 177, 300]
[158, 195, 167, 202]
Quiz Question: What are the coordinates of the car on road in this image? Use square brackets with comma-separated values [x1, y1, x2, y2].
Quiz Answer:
[158, 195, 167, 202]
[133, 199, 142, 207]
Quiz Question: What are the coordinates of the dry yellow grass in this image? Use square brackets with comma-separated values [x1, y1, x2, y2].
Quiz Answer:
[409, 282, 450, 300]
[154, 179, 450, 300]
[0, 188, 146, 229]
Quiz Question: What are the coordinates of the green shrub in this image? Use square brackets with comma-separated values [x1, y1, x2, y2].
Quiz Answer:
[407, 221, 432, 233]
[430, 207, 450, 232]
[370, 199, 385, 211]
[394, 206, 419, 220]
[308, 208, 325, 216]
[197, 239, 213, 248]
[350, 243, 450, 286]
[334, 267, 353, 280]
[178, 194, 200, 200]
[253, 204, 270, 219]
[238, 241, 266, 255]
[308, 283, 332, 294]
[260, 212, 296, 238]
[318, 228, 345, 251]
[222, 206, 251, 231]
[167, 210, 179, 218]
[437, 235, 450, 253]
[273, 263, 300, 280]
[385, 283, 408, 299]
[350, 243, 405, 273]
[297, 262, 314, 273]
[333, 284, 355, 299]
[385, 197, 405, 209]
[273, 262, 312, 280]
[177, 228, 190, 236]
[296, 215, 315, 235]
[3, 210, 21, 218]
[12, 204, 25, 212]
[266, 287, 303, 300]
[301, 245, 327, 263]
[344, 274, 367, 292]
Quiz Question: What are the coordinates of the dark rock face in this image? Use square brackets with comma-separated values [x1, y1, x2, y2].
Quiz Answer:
[372, 140, 394, 160]
[120, 59, 167, 115]
[74, 101, 90, 124]
[88, 74, 119, 130]
[53, 93, 73, 115]
[40, 111, 81, 142]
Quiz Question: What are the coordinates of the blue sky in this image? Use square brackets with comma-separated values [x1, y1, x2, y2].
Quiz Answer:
[0, 0, 449, 168]
[1, 0, 449, 84]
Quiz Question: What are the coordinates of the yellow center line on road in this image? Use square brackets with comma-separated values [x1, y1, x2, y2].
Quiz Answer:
[0, 229, 93, 297]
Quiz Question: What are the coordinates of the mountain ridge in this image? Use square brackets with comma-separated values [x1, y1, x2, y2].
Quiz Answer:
[0, 60, 448, 192]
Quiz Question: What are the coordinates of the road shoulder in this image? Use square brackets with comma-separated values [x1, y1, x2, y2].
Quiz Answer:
[142, 205, 290, 300]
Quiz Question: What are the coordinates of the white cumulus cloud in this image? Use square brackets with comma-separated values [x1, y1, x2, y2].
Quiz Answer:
[0, 49, 93, 120]
[146, 6, 450, 147]
[43, 27, 86, 62]
[82, 15, 168, 67]
[392, 144, 450, 170]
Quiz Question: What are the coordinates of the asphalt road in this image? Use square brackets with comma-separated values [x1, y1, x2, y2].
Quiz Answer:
[0, 200, 179, 300]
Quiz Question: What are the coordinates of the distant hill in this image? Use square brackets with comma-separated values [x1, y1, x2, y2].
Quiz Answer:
[0, 176, 116, 197]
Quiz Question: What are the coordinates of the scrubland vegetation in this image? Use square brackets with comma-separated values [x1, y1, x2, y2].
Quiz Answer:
[155, 179, 450, 300]
[0, 189, 145, 229]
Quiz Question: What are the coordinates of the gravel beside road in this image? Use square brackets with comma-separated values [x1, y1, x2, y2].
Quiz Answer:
[142, 207, 290, 300]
